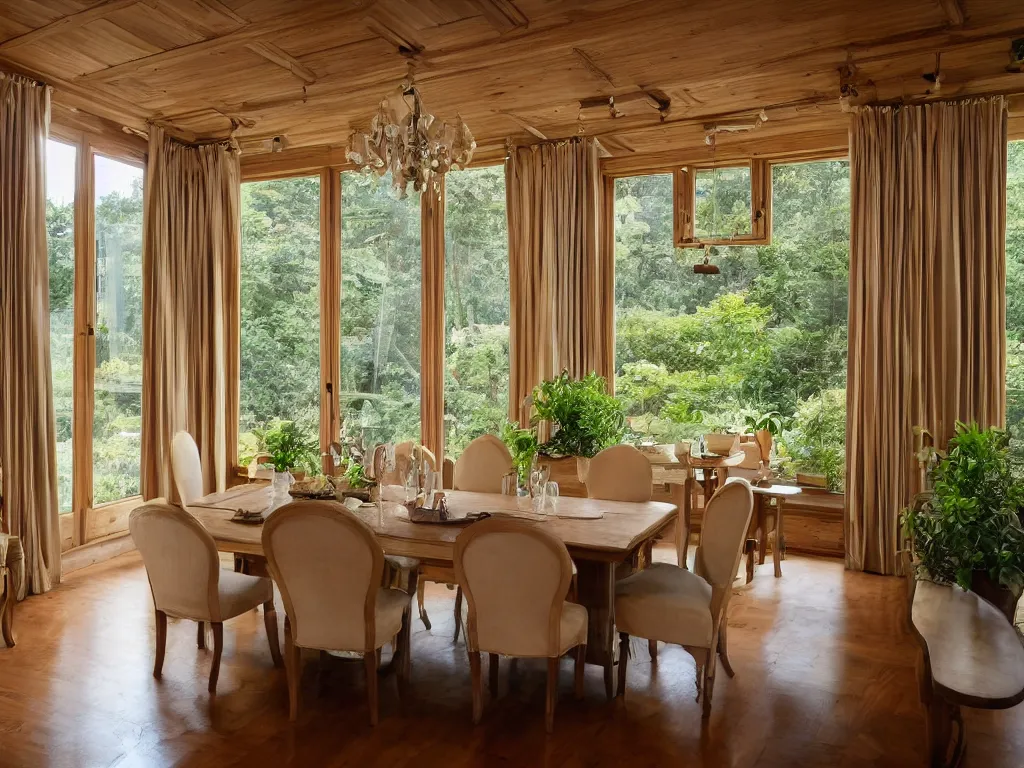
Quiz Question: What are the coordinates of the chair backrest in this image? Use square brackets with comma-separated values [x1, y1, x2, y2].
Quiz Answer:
[262, 500, 385, 652]
[171, 430, 203, 505]
[129, 502, 221, 621]
[737, 442, 761, 469]
[453, 434, 512, 493]
[585, 444, 653, 502]
[695, 478, 754, 588]
[379, 441, 438, 486]
[455, 518, 573, 657]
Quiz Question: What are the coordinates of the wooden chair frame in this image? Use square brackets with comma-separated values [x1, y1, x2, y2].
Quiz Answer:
[454, 517, 585, 733]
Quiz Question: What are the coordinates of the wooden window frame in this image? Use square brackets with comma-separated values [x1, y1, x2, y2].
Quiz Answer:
[48, 121, 147, 550]
[673, 158, 772, 248]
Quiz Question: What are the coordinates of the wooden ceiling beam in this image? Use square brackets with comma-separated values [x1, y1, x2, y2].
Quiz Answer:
[497, 110, 546, 139]
[471, 0, 527, 33]
[364, 15, 424, 56]
[245, 42, 317, 84]
[79, 1, 374, 83]
[937, 0, 965, 28]
[573, 47, 617, 88]
[0, 0, 139, 52]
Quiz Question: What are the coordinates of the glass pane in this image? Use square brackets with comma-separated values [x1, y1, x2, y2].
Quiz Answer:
[1006, 140, 1024, 465]
[46, 140, 76, 514]
[693, 165, 752, 239]
[238, 177, 321, 468]
[93, 155, 143, 505]
[340, 172, 421, 447]
[616, 160, 850, 491]
[444, 166, 509, 458]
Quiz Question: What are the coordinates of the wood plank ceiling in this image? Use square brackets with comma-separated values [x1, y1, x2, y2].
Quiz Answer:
[0, 0, 1022, 163]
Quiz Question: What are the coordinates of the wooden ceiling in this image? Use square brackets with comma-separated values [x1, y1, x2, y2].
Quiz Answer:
[1, 0, 1023, 165]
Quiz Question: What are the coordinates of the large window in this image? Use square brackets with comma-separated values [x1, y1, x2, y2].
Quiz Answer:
[93, 155, 144, 505]
[340, 173, 421, 446]
[443, 166, 510, 457]
[46, 140, 76, 513]
[238, 177, 321, 463]
[614, 160, 850, 490]
[1005, 141, 1024, 460]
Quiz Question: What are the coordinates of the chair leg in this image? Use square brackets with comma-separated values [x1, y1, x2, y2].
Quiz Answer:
[397, 605, 413, 687]
[208, 623, 224, 693]
[545, 657, 559, 734]
[417, 578, 431, 630]
[284, 619, 302, 721]
[364, 652, 379, 726]
[718, 621, 735, 678]
[617, 632, 629, 697]
[469, 651, 483, 724]
[648, 639, 658, 663]
[1, 570, 15, 648]
[453, 586, 464, 643]
[701, 650, 716, 719]
[489, 653, 499, 696]
[153, 609, 167, 678]
[197, 621, 206, 649]
[262, 600, 283, 667]
[574, 645, 586, 700]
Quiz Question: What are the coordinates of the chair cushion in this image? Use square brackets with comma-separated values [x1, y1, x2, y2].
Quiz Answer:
[614, 563, 713, 648]
[559, 602, 588, 655]
[217, 570, 274, 621]
[374, 587, 411, 649]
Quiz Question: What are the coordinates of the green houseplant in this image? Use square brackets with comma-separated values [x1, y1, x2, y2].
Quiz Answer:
[530, 371, 626, 458]
[501, 420, 539, 485]
[255, 420, 320, 476]
[901, 422, 1024, 620]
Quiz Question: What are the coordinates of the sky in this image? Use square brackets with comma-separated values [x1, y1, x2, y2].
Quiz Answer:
[46, 139, 143, 205]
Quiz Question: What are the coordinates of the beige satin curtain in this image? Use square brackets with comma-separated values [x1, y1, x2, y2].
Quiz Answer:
[506, 137, 612, 426]
[0, 72, 60, 597]
[421, 180, 446, 461]
[141, 127, 240, 502]
[847, 98, 1007, 575]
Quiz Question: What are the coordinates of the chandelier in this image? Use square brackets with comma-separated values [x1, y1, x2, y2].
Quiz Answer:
[347, 66, 476, 198]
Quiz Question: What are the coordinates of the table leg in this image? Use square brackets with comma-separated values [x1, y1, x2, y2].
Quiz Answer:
[1, 569, 14, 648]
[574, 558, 616, 700]
[774, 498, 785, 578]
[675, 476, 692, 569]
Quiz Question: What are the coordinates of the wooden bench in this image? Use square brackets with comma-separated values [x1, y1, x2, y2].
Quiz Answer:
[907, 573, 1024, 767]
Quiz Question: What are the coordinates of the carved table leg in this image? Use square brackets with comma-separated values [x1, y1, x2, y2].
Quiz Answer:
[574, 558, 616, 699]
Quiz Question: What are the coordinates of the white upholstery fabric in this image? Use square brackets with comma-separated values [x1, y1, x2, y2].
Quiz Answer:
[698, 479, 754, 587]
[586, 444, 653, 502]
[129, 503, 271, 622]
[170, 431, 203, 505]
[218, 569, 273, 620]
[457, 524, 584, 658]
[615, 563, 713, 647]
[263, 503, 407, 652]
[737, 442, 760, 469]
[453, 435, 512, 493]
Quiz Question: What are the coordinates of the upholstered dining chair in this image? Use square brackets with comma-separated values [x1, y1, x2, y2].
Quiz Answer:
[419, 434, 514, 639]
[129, 502, 282, 693]
[585, 443, 653, 503]
[613, 478, 753, 718]
[262, 500, 414, 725]
[454, 517, 587, 733]
[730, 442, 762, 481]
[170, 430, 203, 505]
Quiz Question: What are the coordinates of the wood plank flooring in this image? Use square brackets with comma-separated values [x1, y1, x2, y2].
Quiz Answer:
[0, 547, 1022, 767]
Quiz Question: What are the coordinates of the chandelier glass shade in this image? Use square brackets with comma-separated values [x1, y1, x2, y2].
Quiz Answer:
[347, 70, 476, 198]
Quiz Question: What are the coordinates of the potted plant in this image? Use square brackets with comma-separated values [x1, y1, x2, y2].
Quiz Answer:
[744, 411, 785, 485]
[901, 422, 1024, 622]
[529, 370, 626, 492]
[501, 420, 539, 488]
[254, 420, 320, 483]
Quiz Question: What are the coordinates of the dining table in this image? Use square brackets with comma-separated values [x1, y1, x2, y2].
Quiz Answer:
[187, 482, 678, 698]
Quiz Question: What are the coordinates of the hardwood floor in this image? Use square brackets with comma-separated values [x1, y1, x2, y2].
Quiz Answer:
[0, 547, 1021, 767]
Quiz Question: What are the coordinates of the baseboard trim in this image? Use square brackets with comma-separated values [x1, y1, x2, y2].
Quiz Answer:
[61, 532, 136, 575]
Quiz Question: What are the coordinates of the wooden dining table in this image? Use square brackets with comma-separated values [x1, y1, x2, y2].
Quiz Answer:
[188, 483, 677, 698]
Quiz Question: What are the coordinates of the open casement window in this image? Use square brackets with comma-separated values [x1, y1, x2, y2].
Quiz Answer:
[673, 159, 771, 247]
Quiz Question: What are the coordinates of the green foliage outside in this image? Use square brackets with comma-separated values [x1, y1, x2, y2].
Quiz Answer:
[1005, 141, 1024, 466]
[903, 422, 1024, 591]
[613, 161, 850, 488]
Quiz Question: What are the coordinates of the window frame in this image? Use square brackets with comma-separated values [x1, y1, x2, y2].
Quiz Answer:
[672, 158, 772, 248]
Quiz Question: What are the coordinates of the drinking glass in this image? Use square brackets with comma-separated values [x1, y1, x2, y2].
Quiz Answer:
[545, 481, 560, 514]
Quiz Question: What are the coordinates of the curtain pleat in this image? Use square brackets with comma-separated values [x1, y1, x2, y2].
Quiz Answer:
[141, 127, 240, 502]
[846, 98, 1007, 575]
[0, 72, 60, 598]
[421, 180, 446, 461]
[506, 137, 610, 428]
